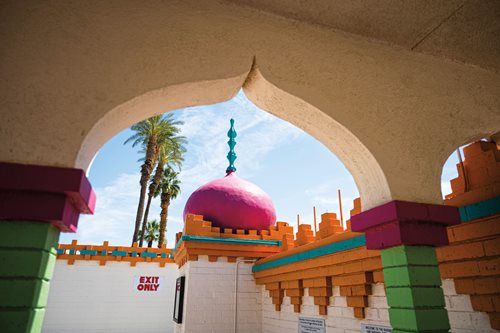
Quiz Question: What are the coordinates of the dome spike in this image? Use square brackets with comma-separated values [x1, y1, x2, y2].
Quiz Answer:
[226, 118, 237, 174]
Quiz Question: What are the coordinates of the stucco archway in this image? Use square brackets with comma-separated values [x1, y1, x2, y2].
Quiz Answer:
[2, 0, 499, 211]
[76, 62, 390, 210]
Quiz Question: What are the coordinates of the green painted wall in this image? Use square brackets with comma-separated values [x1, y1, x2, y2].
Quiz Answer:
[382, 245, 450, 333]
[0, 220, 59, 333]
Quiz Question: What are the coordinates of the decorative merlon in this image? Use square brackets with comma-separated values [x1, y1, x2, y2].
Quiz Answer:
[57, 240, 174, 266]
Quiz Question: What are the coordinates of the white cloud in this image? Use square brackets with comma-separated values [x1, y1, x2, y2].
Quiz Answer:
[60, 173, 140, 246]
[175, 90, 303, 191]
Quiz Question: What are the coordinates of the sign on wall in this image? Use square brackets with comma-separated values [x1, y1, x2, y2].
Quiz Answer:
[298, 317, 325, 333]
[134, 276, 164, 292]
[361, 323, 392, 333]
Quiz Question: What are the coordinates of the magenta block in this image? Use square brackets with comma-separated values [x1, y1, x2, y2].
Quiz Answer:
[351, 200, 460, 249]
[0, 162, 95, 232]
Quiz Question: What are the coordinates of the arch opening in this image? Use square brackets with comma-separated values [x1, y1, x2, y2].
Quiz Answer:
[77, 64, 391, 211]
[441, 135, 500, 207]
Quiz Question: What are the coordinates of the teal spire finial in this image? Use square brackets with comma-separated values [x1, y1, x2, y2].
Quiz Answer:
[226, 118, 237, 174]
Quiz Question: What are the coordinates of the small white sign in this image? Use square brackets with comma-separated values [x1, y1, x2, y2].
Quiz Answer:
[134, 275, 164, 292]
[298, 317, 325, 333]
[361, 323, 392, 333]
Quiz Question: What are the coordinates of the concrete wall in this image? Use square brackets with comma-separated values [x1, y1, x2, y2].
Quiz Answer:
[261, 280, 498, 333]
[41, 258, 498, 333]
[261, 284, 390, 333]
[442, 279, 498, 333]
[262, 279, 498, 333]
[42, 260, 178, 333]
[175, 256, 262, 333]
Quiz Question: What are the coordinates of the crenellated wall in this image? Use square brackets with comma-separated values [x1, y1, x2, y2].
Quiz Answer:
[42, 140, 499, 333]
[253, 141, 500, 333]
[261, 284, 390, 333]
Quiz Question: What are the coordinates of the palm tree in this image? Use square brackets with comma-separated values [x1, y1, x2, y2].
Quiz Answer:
[124, 114, 183, 244]
[138, 220, 160, 248]
[156, 167, 181, 247]
[139, 137, 186, 247]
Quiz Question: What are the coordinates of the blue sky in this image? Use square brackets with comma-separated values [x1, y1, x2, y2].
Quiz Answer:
[60, 90, 460, 247]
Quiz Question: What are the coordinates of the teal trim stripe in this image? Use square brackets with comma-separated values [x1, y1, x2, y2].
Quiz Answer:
[170, 235, 282, 258]
[170, 237, 183, 258]
[252, 235, 366, 273]
[111, 250, 127, 256]
[182, 235, 281, 246]
[459, 196, 500, 222]
[80, 249, 97, 256]
[141, 252, 157, 258]
[57, 249, 64, 255]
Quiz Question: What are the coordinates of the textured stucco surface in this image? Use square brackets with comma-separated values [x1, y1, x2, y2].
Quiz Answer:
[261, 284, 391, 333]
[1, 0, 499, 209]
[42, 260, 178, 333]
[229, 0, 500, 72]
[175, 256, 262, 333]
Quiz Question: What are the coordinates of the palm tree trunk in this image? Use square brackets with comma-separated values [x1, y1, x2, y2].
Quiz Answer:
[132, 138, 157, 244]
[158, 194, 170, 247]
[139, 195, 153, 247]
[148, 240, 153, 248]
[139, 161, 165, 246]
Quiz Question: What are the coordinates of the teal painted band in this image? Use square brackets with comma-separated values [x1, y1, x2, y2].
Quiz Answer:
[69, 249, 75, 255]
[111, 250, 127, 256]
[141, 252, 157, 258]
[459, 196, 500, 222]
[183, 235, 281, 246]
[79, 249, 97, 256]
[252, 235, 366, 273]
[56, 249, 64, 255]
[170, 235, 282, 258]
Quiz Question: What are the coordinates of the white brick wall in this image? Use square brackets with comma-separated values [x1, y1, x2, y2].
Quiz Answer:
[42, 260, 178, 333]
[262, 284, 391, 333]
[442, 279, 497, 333]
[175, 256, 262, 333]
[43, 261, 497, 333]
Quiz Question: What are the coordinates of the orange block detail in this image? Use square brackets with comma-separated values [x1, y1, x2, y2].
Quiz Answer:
[346, 296, 368, 308]
[295, 224, 316, 246]
[332, 272, 373, 286]
[354, 307, 365, 319]
[318, 213, 343, 240]
[445, 141, 500, 206]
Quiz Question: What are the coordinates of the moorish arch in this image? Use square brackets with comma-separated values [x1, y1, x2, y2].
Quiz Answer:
[1, 1, 499, 210]
[1, 2, 500, 332]
[76, 62, 391, 210]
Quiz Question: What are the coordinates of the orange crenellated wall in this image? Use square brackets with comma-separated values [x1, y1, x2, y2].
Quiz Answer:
[439, 140, 500, 330]
[57, 240, 175, 266]
[446, 141, 500, 207]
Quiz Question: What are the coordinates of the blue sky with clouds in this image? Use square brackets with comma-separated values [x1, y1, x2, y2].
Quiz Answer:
[60, 90, 460, 247]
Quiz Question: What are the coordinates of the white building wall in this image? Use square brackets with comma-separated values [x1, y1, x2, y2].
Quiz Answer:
[442, 279, 497, 333]
[175, 256, 262, 333]
[261, 284, 391, 333]
[42, 260, 178, 333]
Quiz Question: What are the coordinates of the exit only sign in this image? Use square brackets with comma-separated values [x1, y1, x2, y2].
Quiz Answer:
[134, 276, 164, 292]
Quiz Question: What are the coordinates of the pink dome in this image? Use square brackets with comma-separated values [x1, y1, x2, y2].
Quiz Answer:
[183, 172, 276, 230]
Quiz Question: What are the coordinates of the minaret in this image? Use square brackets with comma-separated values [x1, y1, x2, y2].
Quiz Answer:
[226, 118, 237, 174]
